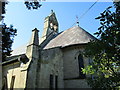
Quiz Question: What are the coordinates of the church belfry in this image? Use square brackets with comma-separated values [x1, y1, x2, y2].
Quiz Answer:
[41, 10, 59, 42]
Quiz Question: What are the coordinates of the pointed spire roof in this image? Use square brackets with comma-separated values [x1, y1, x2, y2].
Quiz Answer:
[28, 28, 39, 46]
[44, 26, 96, 49]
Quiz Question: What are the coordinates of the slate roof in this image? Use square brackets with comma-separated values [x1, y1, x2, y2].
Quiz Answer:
[44, 26, 96, 49]
[11, 44, 27, 56]
[11, 26, 96, 56]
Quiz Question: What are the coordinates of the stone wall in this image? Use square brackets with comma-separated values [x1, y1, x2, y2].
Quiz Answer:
[62, 45, 90, 88]
[37, 47, 64, 88]
[64, 79, 91, 88]
[2, 62, 27, 89]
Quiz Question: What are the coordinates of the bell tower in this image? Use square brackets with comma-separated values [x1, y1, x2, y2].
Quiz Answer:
[41, 10, 59, 42]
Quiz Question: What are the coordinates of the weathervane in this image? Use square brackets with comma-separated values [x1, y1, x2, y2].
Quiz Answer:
[76, 15, 79, 26]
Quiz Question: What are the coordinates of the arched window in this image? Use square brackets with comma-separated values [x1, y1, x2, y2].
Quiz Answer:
[78, 54, 86, 79]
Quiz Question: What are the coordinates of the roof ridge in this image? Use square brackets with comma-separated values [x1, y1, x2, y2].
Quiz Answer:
[44, 26, 96, 49]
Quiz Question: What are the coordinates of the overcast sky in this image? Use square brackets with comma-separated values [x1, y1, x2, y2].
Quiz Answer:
[4, 1, 113, 49]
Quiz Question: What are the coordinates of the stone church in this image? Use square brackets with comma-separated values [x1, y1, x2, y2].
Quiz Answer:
[1, 10, 96, 89]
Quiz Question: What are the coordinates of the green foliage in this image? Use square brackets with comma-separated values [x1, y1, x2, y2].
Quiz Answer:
[24, 0, 42, 10]
[82, 65, 95, 74]
[1, 0, 40, 61]
[1, 1, 8, 19]
[83, 1, 120, 89]
[2, 2, 6, 14]
[2, 23, 17, 61]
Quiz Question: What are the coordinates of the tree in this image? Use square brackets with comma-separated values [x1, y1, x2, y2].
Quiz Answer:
[83, 1, 120, 89]
[2, 24, 17, 61]
[1, 0, 41, 61]
[24, 0, 42, 10]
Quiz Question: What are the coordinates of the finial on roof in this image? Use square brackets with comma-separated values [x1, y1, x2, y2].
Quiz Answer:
[76, 15, 79, 26]
[51, 10, 54, 13]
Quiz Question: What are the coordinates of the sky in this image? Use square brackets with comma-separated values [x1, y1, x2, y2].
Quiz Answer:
[3, 1, 113, 50]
